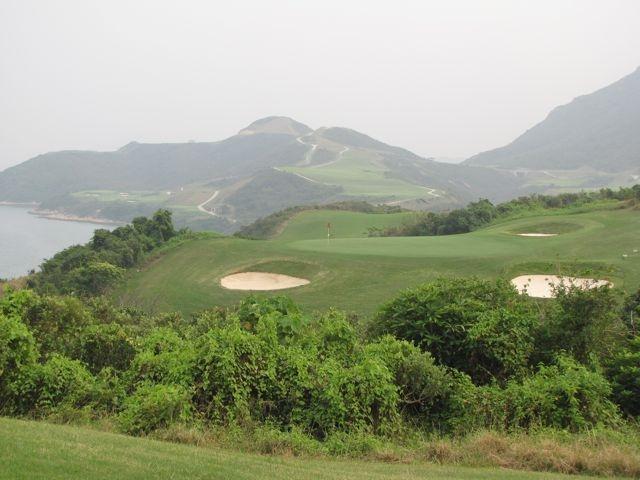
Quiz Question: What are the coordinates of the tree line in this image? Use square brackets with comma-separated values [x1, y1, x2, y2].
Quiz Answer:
[26, 209, 179, 296]
[370, 185, 640, 237]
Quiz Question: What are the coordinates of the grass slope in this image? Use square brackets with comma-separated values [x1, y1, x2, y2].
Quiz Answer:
[115, 205, 640, 316]
[283, 150, 437, 200]
[0, 418, 603, 480]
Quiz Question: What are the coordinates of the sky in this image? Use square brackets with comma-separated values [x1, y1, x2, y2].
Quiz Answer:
[1, 0, 639, 170]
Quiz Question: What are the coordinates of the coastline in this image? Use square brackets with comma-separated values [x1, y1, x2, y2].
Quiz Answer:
[29, 209, 122, 226]
[0, 201, 39, 207]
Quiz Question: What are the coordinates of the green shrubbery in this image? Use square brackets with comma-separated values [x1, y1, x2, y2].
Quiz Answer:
[373, 278, 537, 384]
[119, 383, 192, 434]
[0, 278, 637, 450]
[28, 209, 179, 296]
[375, 185, 640, 237]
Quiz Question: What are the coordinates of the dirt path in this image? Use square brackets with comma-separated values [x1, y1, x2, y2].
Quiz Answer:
[197, 190, 220, 216]
[296, 134, 318, 165]
[273, 167, 321, 184]
[311, 145, 350, 169]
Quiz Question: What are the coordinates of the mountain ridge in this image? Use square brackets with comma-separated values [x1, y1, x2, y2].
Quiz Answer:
[466, 66, 640, 171]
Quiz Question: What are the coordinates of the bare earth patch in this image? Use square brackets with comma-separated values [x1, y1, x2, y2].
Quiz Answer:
[516, 233, 558, 237]
[220, 272, 310, 291]
[511, 275, 612, 298]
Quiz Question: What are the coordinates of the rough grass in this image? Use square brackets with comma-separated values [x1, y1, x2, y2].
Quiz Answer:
[151, 424, 640, 478]
[0, 418, 629, 480]
[114, 206, 640, 317]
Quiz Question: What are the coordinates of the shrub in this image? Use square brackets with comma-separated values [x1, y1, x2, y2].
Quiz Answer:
[364, 336, 451, 423]
[19, 294, 92, 356]
[465, 356, 620, 432]
[6, 354, 95, 414]
[118, 383, 192, 435]
[127, 328, 197, 388]
[194, 304, 401, 436]
[538, 285, 625, 364]
[373, 277, 537, 384]
[74, 323, 136, 374]
[607, 336, 640, 417]
[0, 314, 38, 400]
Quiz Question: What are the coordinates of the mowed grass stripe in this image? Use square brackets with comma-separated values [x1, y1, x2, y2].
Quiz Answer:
[0, 418, 604, 480]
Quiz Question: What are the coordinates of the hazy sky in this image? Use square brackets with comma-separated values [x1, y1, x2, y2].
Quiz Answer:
[1, 0, 639, 170]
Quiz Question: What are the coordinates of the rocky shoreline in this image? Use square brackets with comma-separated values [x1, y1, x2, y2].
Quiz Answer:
[29, 209, 121, 226]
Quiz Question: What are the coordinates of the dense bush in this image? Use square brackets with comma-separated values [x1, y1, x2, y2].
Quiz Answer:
[607, 336, 640, 417]
[119, 383, 192, 435]
[373, 277, 537, 384]
[0, 314, 38, 397]
[193, 309, 402, 436]
[0, 282, 634, 445]
[6, 354, 95, 415]
[537, 284, 624, 365]
[465, 356, 620, 432]
[74, 323, 137, 374]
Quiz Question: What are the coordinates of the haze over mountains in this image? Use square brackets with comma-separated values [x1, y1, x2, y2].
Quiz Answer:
[1, 67, 638, 232]
[467, 67, 640, 172]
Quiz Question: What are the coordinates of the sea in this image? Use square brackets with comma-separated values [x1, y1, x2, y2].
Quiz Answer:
[0, 205, 105, 279]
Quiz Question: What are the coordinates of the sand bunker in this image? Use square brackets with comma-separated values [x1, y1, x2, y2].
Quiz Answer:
[220, 272, 310, 291]
[511, 275, 612, 298]
[517, 233, 558, 237]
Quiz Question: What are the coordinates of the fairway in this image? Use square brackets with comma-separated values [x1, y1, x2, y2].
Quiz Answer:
[0, 418, 610, 480]
[115, 205, 640, 316]
[282, 150, 438, 199]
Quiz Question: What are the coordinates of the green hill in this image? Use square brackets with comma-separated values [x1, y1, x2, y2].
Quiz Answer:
[0, 117, 529, 232]
[114, 202, 640, 317]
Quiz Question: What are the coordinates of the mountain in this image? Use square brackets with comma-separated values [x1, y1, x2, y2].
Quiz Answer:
[0, 116, 529, 232]
[466, 67, 640, 172]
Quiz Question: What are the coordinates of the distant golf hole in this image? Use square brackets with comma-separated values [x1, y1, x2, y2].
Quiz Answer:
[220, 272, 310, 291]
[511, 275, 612, 298]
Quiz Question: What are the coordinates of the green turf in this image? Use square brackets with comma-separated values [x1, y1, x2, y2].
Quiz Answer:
[114, 205, 640, 317]
[508, 221, 584, 235]
[282, 150, 436, 199]
[276, 209, 414, 241]
[0, 418, 603, 480]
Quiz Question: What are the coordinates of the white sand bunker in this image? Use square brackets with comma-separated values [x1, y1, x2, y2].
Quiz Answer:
[517, 233, 558, 237]
[511, 275, 612, 298]
[220, 272, 310, 291]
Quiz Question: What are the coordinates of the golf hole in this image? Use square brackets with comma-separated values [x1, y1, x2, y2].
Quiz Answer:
[511, 275, 612, 298]
[220, 272, 310, 291]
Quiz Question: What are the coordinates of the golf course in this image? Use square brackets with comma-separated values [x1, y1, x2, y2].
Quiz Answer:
[114, 201, 640, 316]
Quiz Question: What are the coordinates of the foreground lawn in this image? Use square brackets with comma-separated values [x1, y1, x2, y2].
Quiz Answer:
[0, 418, 608, 480]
